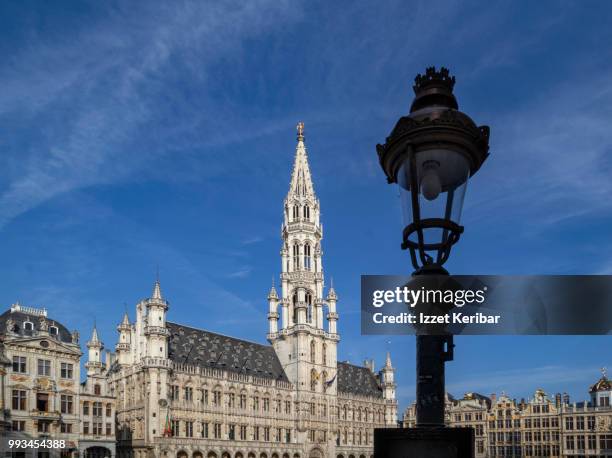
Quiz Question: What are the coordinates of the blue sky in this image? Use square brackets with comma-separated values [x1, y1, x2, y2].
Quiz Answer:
[1, 1, 612, 414]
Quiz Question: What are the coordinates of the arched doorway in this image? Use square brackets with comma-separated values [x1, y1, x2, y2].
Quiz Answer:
[85, 447, 112, 458]
[177, 452, 188, 458]
[193, 452, 203, 458]
[308, 449, 323, 458]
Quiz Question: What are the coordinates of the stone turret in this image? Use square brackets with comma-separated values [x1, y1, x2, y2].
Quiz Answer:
[116, 311, 132, 365]
[85, 325, 103, 376]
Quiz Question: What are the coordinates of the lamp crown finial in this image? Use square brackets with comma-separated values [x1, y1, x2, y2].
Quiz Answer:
[413, 66, 456, 93]
[297, 121, 305, 141]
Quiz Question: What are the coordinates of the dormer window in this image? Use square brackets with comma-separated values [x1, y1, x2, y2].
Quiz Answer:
[49, 326, 59, 336]
[23, 321, 34, 332]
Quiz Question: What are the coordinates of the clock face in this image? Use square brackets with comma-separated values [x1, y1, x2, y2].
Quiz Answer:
[159, 399, 168, 407]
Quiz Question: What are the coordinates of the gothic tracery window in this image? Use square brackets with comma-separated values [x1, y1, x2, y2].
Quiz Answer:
[293, 243, 299, 270]
[310, 340, 316, 363]
[306, 292, 313, 322]
[310, 368, 317, 391]
[304, 243, 311, 270]
[304, 205, 310, 220]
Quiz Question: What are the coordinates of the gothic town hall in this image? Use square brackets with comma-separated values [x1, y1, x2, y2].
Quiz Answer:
[0, 125, 398, 458]
[109, 125, 398, 458]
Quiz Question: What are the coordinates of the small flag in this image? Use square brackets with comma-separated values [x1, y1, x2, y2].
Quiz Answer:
[163, 410, 172, 437]
[324, 374, 337, 389]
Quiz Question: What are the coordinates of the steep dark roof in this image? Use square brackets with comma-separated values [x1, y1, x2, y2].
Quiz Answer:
[337, 362, 383, 398]
[167, 322, 289, 382]
[0, 309, 73, 344]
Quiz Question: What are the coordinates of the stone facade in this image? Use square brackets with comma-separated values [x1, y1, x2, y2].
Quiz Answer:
[0, 303, 116, 457]
[403, 371, 612, 457]
[106, 125, 397, 458]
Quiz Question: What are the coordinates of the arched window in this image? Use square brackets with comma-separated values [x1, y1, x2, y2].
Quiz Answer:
[293, 205, 299, 220]
[304, 205, 310, 220]
[49, 326, 59, 336]
[304, 243, 311, 270]
[322, 343, 327, 365]
[310, 368, 317, 391]
[306, 292, 313, 322]
[292, 293, 298, 324]
[310, 340, 316, 363]
[94, 384, 101, 395]
[293, 243, 299, 270]
[23, 321, 33, 332]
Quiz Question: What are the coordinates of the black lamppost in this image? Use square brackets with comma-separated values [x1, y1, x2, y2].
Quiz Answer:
[374, 67, 490, 456]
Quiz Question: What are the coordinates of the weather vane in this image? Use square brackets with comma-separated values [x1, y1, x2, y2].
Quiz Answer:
[297, 121, 304, 139]
[603, 367, 608, 379]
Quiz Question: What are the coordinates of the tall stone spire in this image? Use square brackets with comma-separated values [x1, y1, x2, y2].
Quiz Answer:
[275, 121, 327, 331]
[270, 124, 339, 413]
[287, 122, 316, 199]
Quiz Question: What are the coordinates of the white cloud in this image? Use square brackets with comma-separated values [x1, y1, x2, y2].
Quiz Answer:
[227, 267, 253, 279]
[464, 73, 612, 232]
[0, 1, 298, 229]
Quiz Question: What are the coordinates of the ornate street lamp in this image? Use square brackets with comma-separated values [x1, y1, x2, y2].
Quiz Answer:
[375, 67, 490, 455]
[377, 66, 489, 275]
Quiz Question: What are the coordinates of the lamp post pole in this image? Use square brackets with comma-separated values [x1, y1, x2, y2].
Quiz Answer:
[374, 67, 490, 456]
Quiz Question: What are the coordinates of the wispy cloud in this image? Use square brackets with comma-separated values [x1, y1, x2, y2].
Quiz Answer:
[227, 267, 253, 279]
[465, 72, 612, 232]
[0, 1, 298, 229]
[241, 236, 264, 245]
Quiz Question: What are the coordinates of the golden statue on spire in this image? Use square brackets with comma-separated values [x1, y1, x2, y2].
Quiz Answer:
[297, 121, 305, 140]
